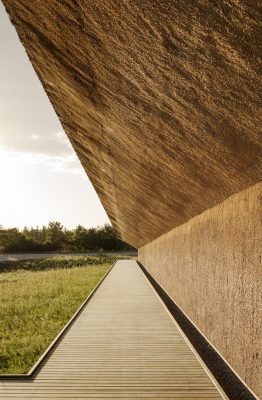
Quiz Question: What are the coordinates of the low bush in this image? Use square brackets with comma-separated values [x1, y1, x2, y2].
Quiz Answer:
[0, 255, 116, 273]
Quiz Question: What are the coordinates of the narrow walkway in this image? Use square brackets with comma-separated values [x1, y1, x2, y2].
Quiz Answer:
[0, 260, 226, 399]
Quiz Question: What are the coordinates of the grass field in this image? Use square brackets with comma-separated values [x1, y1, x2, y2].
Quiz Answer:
[0, 257, 113, 374]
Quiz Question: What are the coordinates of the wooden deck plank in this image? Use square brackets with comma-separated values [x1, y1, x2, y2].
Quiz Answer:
[0, 260, 226, 399]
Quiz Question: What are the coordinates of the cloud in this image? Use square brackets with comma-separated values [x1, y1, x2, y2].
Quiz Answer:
[0, 144, 86, 179]
[55, 131, 65, 139]
[0, 129, 74, 157]
[30, 134, 41, 141]
[0, 123, 86, 177]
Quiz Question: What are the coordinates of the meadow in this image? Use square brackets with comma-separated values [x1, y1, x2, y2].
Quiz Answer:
[0, 256, 113, 374]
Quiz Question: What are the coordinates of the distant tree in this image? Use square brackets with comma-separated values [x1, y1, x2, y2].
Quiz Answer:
[73, 225, 88, 251]
[97, 224, 118, 250]
[0, 228, 45, 253]
[22, 226, 30, 238]
[46, 222, 65, 249]
[85, 227, 101, 251]
[0, 223, 136, 253]
[63, 228, 74, 251]
[42, 225, 47, 243]
[0, 228, 21, 252]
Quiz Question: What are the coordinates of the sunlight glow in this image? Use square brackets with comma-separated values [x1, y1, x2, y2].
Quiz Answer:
[0, 3, 110, 231]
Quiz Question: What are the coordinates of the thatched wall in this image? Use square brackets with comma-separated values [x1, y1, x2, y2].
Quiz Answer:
[139, 182, 262, 398]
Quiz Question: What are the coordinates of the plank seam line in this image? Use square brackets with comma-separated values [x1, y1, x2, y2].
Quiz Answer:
[135, 261, 229, 400]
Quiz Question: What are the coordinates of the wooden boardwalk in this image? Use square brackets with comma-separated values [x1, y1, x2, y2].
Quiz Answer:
[0, 260, 226, 399]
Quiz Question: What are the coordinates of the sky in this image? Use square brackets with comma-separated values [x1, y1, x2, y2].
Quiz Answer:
[0, 2, 110, 230]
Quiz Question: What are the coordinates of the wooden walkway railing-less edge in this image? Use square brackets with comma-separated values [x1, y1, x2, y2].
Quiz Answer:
[0, 260, 228, 399]
[0, 260, 117, 380]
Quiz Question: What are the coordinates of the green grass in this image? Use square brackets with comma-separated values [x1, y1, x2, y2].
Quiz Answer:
[0, 257, 112, 374]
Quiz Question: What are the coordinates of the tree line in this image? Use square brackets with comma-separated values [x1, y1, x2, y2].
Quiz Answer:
[0, 223, 135, 253]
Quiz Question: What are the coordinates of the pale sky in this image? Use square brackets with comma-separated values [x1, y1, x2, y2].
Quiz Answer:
[0, 2, 110, 230]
